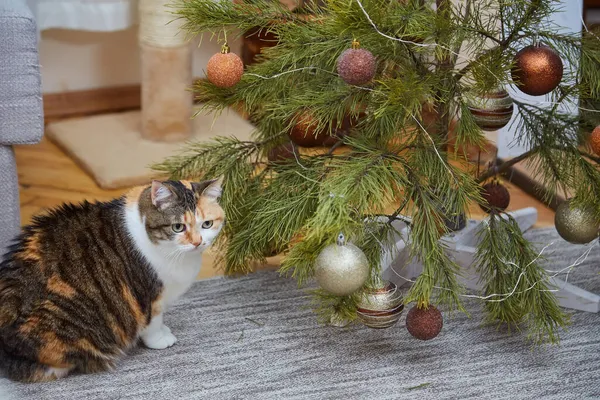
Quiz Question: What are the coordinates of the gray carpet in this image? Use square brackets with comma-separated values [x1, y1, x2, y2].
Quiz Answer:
[2, 228, 600, 400]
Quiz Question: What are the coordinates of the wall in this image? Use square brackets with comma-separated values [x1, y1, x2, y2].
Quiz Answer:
[39, 27, 242, 94]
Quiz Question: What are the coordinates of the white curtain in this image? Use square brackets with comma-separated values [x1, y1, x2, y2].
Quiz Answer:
[27, 0, 139, 32]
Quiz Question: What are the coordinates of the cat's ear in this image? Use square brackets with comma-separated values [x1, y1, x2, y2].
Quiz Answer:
[151, 180, 176, 210]
[201, 178, 223, 203]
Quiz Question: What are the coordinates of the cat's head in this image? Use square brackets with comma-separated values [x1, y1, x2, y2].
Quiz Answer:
[137, 179, 225, 252]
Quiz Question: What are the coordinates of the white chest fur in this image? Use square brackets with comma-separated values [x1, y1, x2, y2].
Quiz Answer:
[124, 205, 202, 308]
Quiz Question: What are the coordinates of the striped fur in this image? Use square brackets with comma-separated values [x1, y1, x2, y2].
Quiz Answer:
[0, 179, 224, 382]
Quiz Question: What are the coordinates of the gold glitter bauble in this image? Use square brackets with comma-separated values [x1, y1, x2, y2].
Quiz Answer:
[466, 89, 514, 131]
[356, 280, 404, 329]
[511, 44, 563, 96]
[590, 126, 600, 156]
[555, 199, 600, 244]
[314, 234, 369, 296]
[207, 45, 244, 88]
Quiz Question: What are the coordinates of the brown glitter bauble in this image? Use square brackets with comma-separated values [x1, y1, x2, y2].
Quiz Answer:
[406, 305, 443, 341]
[289, 110, 366, 148]
[289, 113, 325, 147]
[267, 142, 297, 164]
[466, 89, 514, 131]
[590, 126, 600, 156]
[207, 46, 244, 88]
[479, 182, 511, 213]
[511, 44, 563, 96]
[337, 41, 376, 86]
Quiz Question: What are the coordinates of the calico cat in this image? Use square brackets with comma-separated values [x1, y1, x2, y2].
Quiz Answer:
[0, 179, 224, 382]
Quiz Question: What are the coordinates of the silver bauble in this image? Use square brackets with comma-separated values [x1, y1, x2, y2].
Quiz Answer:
[357, 280, 404, 329]
[555, 199, 600, 244]
[314, 234, 369, 296]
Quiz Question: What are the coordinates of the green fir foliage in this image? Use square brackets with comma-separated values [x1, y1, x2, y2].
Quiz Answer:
[153, 0, 600, 343]
[475, 214, 569, 344]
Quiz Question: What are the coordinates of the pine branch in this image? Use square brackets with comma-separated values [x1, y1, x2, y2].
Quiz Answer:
[474, 214, 568, 344]
[168, 0, 600, 344]
[476, 147, 539, 183]
[453, 0, 542, 83]
[581, 150, 600, 165]
[501, 0, 541, 46]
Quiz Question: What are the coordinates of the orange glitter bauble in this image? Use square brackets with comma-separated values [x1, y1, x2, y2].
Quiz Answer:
[590, 126, 600, 156]
[511, 44, 563, 96]
[207, 45, 244, 88]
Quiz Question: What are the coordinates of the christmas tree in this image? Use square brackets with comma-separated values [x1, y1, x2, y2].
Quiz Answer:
[154, 0, 600, 343]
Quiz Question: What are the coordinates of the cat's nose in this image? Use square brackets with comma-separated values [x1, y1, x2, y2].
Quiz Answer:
[193, 241, 201, 248]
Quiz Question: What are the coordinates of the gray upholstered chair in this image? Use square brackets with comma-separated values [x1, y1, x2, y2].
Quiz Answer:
[0, 0, 43, 255]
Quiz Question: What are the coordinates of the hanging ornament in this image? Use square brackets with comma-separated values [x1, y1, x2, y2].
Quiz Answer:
[406, 304, 443, 340]
[289, 111, 363, 148]
[511, 44, 563, 96]
[267, 142, 297, 164]
[314, 233, 370, 296]
[207, 43, 244, 88]
[289, 112, 327, 148]
[319, 111, 367, 146]
[554, 199, 600, 244]
[432, 190, 466, 232]
[356, 279, 404, 329]
[589, 126, 600, 156]
[443, 212, 466, 232]
[337, 39, 377, 86]
[466, 88, 514, 131]
[479, 181, 511, 213]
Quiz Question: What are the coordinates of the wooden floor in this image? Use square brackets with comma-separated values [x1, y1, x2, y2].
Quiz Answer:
[14, 136, 556, 279]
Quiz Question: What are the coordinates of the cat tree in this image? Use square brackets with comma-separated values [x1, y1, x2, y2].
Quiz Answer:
[46, 0, 254, 189]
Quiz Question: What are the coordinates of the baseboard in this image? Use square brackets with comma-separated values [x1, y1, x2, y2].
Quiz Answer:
[43, 85, 141, 122]
[500, 161, 565, 211]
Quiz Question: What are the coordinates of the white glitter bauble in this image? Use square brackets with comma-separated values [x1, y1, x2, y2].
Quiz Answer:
[314, 234, 370, 296]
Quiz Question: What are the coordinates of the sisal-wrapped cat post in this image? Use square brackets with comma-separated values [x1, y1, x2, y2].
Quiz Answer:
[139, 0, 192, 142]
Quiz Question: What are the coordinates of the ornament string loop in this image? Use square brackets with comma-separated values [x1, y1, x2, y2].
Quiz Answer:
[336, 233, 347, 246]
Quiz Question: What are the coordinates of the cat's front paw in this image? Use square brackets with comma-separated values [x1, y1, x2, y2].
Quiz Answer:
[142, 327, 177, 350]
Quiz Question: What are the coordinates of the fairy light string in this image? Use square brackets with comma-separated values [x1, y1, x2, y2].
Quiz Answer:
[241, 0, 600, 304]
[386, 240, 597, 304]
[244, 0, 600, 115]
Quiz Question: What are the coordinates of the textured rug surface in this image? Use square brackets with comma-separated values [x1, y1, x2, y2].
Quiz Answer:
[1, 228, 599, 400]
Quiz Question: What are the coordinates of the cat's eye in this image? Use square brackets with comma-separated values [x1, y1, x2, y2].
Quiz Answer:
[172, 223, 186, 233]
[202, 220, 213, 229]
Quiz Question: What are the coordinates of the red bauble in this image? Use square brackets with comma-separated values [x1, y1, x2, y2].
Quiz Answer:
[337, 40, 376, 86]
[511, 44, 563, 96]
[405, 304, 443, 341]
[480, 182, 510, 213]
[267, 142, 297, 164]
[590, 126, 600, 156]
[207, 44, 244, 88]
